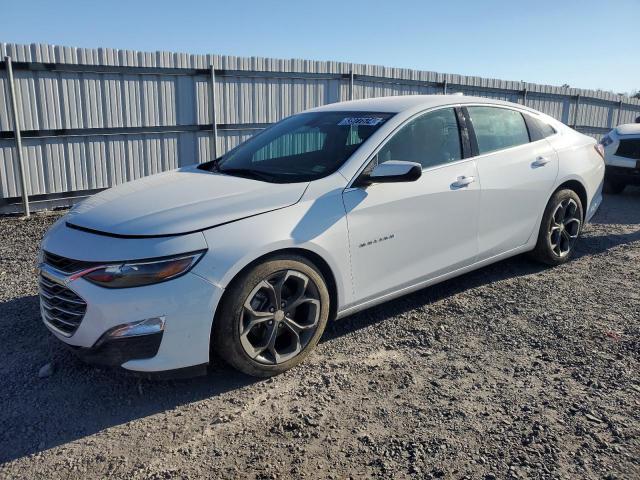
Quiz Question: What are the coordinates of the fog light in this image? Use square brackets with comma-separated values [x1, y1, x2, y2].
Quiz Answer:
[105, 317, 165, 339]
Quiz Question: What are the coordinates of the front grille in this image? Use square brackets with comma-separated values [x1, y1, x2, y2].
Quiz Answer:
[606, 165, 640, 177]
[615, 138, 640, 160]
[39, 274, 87, 336]
[43, 251, 101, 274]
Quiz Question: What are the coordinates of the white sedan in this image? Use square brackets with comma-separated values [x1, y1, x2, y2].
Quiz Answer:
[39, 95, 604, 377]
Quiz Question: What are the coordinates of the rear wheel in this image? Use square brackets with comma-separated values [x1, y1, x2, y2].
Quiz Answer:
[603, 179, 625, 194]
[212, 255, 330, 377]
[531, 189, 583, 266]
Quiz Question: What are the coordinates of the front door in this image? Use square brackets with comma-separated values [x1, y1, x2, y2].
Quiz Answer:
[343, 107, 480, 304]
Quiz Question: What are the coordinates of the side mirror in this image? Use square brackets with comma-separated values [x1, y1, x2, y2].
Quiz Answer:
[355, 160, 422, 187]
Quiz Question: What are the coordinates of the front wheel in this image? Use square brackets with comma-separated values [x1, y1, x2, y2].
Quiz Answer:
[212, 255, 330, 377]
[530, 189, 583, 266]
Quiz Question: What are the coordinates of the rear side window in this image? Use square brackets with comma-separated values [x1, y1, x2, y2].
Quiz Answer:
[467, 106, 530, 154]
[378, 107, 462, 169]
[524, 114, 557, 142]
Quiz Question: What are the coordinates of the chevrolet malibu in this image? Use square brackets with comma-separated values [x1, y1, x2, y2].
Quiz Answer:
[39, 95, 605, 377]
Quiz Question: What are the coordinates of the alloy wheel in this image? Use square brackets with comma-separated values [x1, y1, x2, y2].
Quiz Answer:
[239, 269, 321, 365]
[549, 198, 581, 257]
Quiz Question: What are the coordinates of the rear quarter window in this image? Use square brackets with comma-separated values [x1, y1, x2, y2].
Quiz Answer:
[524, 114, 557, 142]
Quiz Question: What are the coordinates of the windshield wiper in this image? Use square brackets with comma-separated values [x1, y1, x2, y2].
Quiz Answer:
[218, 168, 275, 182]
[199, 157, 222, 173]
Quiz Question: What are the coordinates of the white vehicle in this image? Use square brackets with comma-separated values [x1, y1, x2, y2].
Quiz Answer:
[39, 95, 604, 377]
[599, 123, 640, 194]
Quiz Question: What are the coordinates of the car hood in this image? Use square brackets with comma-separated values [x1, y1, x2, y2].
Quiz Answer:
[615, 124, 640, 136]
[66, 167, 309, 237]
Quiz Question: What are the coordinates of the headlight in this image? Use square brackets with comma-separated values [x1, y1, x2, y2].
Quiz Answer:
[600, 134, 613, 147]
[80, 251, 205, 288]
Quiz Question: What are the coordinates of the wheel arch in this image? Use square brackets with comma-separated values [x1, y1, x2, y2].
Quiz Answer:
[555, 178, 588, 220]
[527, 176, 590, 250]
[263, 247, 339, 322]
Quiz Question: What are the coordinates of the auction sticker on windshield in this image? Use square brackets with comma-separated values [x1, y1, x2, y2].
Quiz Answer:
[337, 117, 385, 126]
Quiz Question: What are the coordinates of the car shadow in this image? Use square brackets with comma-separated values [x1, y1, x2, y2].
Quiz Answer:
[0, 255, 549, 464]
[2, 190, 640, 465]
[321, 254, 548, 343]
[0, 294, 263, 464]
[592, 186, 640, 225]
[575, 229, 640, 258]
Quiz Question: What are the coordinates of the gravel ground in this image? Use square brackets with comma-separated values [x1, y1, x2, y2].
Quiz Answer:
[0, 189, 639, 480]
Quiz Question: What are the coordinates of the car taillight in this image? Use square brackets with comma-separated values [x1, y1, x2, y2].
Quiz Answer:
[594, 144, 605, 160]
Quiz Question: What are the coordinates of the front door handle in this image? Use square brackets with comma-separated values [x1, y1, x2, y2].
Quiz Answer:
[532, 156, 550, 167]
[451, 176, 475, 189]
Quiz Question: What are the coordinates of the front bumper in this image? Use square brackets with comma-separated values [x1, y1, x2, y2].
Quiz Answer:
[605, 164, 640, 185]
[67, 331, 164, 366]
[39, 266, 224, 373]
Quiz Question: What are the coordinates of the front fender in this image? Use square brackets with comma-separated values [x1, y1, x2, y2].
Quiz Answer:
[192, 191, 353, 310]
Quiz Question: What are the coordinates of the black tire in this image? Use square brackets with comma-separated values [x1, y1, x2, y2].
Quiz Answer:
[530, 189, 584, 266]
[212, 255, 330, 377]
[603, 179, 625, 195]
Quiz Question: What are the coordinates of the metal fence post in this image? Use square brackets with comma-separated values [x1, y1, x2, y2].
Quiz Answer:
[522, 86, 528, 106]
[349, 64, 354, 100]
[210, 64, 218, 160]
[616, 100, 623, 126]
[443, 79, 448, 95]
[4, 56, 30, 217]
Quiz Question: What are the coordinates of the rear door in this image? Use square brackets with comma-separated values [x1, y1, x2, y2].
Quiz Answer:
[465, 106, 559, 260]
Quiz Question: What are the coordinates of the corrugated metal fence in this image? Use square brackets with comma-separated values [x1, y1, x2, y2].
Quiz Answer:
[2, 42, 640, 214]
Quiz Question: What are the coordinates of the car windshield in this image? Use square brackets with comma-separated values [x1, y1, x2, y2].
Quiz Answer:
[209, 111, 394, 183]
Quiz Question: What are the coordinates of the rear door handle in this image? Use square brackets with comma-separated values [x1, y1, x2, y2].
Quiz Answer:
[532, 156, 550, 167]
[451, 176, 475, 189]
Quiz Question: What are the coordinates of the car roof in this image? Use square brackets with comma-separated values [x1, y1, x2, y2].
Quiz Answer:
[615, 123, 640, 136]
[308, 94, 535, 114]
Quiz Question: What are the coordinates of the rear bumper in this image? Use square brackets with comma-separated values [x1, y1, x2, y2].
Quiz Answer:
[605, 164, 640, 185]
[585, 189, 603, 224]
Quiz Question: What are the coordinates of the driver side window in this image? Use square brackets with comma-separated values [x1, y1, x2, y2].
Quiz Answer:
[378, 108, 462, 169]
